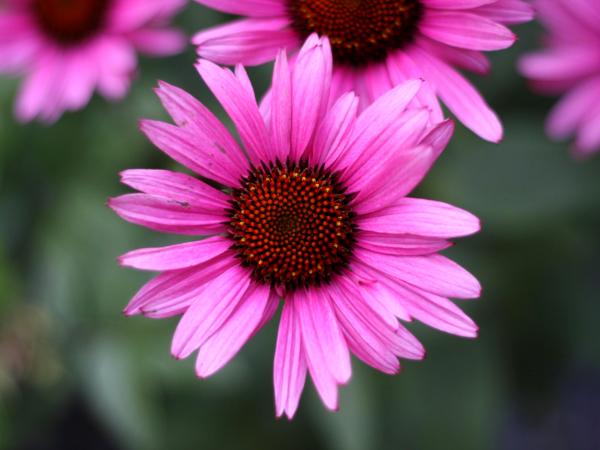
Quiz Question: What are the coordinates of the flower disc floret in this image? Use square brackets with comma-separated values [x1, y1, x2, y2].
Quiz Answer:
[229, 160, 356, 289]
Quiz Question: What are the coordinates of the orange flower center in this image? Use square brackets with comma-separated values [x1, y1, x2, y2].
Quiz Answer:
[229, 161, 356, 289]
[288, 0, 423, 66]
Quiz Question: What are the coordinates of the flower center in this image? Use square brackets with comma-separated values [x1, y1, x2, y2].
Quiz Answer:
[288, 0, 423, 66]
[228, 161, 356, 289]
[33, 0, 110, 44]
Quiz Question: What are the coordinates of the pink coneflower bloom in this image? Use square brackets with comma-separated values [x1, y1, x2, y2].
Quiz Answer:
[192, 0, 533, 143]
[110, 36, 481, 418]
[0, 0, 185, 123]
[519, 0, 600, 157]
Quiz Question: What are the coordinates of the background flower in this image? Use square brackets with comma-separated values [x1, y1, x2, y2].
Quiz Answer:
[519, 0, 600, 157]
[110, 36, 481, 417]
[0, 0, 185, 123]
[192, 0, 533, 143]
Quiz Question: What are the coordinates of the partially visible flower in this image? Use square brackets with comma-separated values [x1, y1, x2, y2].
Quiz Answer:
[0, 0, 185, 123]
[519, 0, 600, 157]
[192, 0, 533, 143]
[110, 36, 481, 418]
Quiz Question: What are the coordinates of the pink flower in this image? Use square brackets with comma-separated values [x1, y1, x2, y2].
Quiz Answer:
[110, 36, 481, 418]
[0, 0, 186, 123]
[192, 0, 533, 143]
[519, 0, 600, 157]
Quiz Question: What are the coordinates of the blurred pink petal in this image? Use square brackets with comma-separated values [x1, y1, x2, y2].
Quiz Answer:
[0, 0, 184, 122]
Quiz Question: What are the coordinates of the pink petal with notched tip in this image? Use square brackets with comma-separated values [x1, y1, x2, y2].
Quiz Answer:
[154, 81, 249, 175]
[377, 274, 479, 337]
[171, 265, 252, 359]
[294, 289, 349, 411]
[196, 283, 272, 378]
[274, 298, 307, 419]
[139, 119, 243, 187]
[123, 252, 237, 317]
[355, 248, 481, 300]
[410, 45, 503, 142]
[196, 59, 273, 165]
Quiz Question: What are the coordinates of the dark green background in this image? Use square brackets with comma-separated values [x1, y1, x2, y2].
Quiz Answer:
[1, 6, 599, 450]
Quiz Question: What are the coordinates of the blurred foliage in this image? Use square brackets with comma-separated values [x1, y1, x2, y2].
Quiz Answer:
[1, 6, 600, 450]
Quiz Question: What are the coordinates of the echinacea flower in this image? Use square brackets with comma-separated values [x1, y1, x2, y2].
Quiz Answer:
[519, 0, 600, 157]
[192, 0, 533, 143]
[0, 0, 185, 123]
[110, 36, 481, 418]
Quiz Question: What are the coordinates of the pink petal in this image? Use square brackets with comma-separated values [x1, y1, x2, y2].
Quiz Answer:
[124, 252, 237, 316]
[196, 59, 272, 165]
[119, 235, 232, 271]
[359, 61, 394, 104]
[421, 0, 496, 9]
[290, 35, 332, 161]
[108, 193, 227, 235]
[195, 283, 271, 378]
[546, 78, 600, 140]
[274, 298, 307, 419]
[418, 118, 455, 156]
[193, 18, 298, 66]
[352, 145, 437, 215]
[349, 262, 413, 322]
[357, 233, 453, 256]
[335, 79, 423, 171]
[574, 105, 600, 155]
[139, 119, 243, 187]
[344, 109, 431, 194]
[383, 279, 479, 337]
[331, 280, 425, 372]
[410, 46, 503, 142]
[15, 51, 62, 123]
[270, 50, 292, 161]
[386, 50, 445, 124]
[234, 63, 255, 98]
[357, 198, 480, 238]
[154, 81, 249, 175]
[356, 248, 482, 300]
[473, 0, 535, 25]
[313, 92, 359, 168]
[129, 28, 185, 56]
[420, 10, 516, 51]
[418, 36, 491, 75]
[95, 36, 136, 101]
[297, 288, 351, 384]
[119, 169, 230, 209]
[194, 0, 288, 18]
[171, 265, 252, 359]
